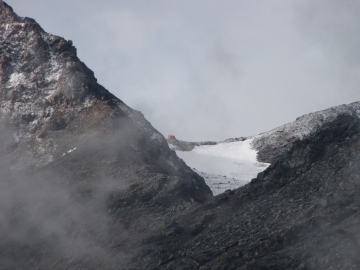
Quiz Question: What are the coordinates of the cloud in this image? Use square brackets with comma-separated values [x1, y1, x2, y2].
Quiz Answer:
[294, 0, 360, 95]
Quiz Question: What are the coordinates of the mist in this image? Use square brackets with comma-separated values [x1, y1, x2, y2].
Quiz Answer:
[7, 0, 360, 141]
[0, 128, 137, 268]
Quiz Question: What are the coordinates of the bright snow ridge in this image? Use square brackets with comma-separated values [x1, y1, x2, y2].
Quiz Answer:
[176, 138, 269, 195]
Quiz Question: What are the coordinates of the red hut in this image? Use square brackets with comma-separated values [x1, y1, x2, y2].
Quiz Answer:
[167, 135, 176, 140]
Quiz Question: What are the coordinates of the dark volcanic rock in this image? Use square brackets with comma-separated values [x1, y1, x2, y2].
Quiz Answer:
[253, 101, 360, 163]
[0, 1, 211, 202]
[0, 2, 212, 269]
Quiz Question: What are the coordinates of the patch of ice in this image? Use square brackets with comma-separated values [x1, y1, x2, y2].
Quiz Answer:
[175, 138, 269, 195]
[67, 147, 77, 153]
[8, 72, 27, 87]
[62, 147, 77, 157]
[169, 143, 176, 150]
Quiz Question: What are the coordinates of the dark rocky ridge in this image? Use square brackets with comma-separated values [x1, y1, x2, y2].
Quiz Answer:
[0, 2, 212, 269]
[253, 101, 360, 164]
[0, 1, 211, 202]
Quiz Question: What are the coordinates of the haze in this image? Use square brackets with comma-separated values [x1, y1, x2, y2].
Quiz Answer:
[8, 0, 360, 141]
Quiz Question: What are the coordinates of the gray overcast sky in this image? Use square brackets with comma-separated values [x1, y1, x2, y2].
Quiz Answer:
[7, 0, 360, 141]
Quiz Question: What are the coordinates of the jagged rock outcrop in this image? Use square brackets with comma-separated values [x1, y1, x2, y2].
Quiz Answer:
[0, 2, 212, 269]
[253, 102, 360, 163]
[0, 1, 211, 200]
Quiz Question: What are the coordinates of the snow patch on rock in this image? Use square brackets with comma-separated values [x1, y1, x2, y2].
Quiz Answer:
[151, 132, 163, 144]
[175, 138, 269, 195]
[45, 53, 62, 83]
[8, 72, 27, 87]
[252, 101, 360, 162]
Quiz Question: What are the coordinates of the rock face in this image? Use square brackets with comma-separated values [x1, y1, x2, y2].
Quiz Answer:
[253, 101, 360, 163]
[0, 2, 212, 269]
[0, 1, 212, 201]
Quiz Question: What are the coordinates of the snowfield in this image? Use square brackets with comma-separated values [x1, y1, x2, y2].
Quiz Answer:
[173, 102, 360, 196]
[175, 138, 269, 195]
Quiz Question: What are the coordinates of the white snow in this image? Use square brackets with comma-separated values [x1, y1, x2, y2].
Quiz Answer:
[253, 101, 360, 152]
[168, 143, 176, 151]
[176, 138, 269, 195]
[178, 102, 360, 196]
[67, 147, 77, 153]
[150, 132, 163, 144]
[62, 147, 77, 157]
[83, 96, 92, 107]
[8, 72, 27, 87]
[2, 23, 25, 39]
[45, 52, 62, 83]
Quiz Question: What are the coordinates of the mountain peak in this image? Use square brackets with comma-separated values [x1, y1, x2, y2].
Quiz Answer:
[0, 1, 23, 24]
[0, 2, 125, 166]
[0, 2, 212, 206]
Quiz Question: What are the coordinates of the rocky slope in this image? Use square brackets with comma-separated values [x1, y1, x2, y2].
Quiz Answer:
[0, 2, 212, 269]
[253, 101, 360, 163]
[0, 1, 212, 199]
[138, 110, 360, 270]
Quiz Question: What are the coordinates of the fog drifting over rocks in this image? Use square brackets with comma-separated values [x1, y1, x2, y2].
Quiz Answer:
[8, 0, 360, 141]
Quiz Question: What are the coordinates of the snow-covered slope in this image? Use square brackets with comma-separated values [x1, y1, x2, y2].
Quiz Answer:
[253, 101, 360, 163]
[171, 101, 360, 195]
[175, 138, 269, 195]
